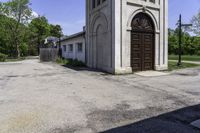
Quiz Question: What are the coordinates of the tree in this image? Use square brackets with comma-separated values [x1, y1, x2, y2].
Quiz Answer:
[168, 27, 200, 55]
[168, 28, 178, 55]
[49, 24, 63, 57]
[0, 0, 32, 57]
[191, 36, 200, 55]
[29, 16, 50, 54]
[191, 10, 200, 36]
[50, 24, 63, 38]
[0, 1, 63, 57]
[0, 14, 16, 56]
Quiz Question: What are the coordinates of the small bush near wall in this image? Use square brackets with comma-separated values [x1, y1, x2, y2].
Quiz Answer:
[68, 59, 86, 67]
[0, 53, 7, 62]
[56, 58, 86, 67]
[56, 58, 69, 64]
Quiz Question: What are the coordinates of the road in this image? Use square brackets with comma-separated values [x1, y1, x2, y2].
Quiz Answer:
[0, 59, 200, 133]
[169, 60, 200, 65]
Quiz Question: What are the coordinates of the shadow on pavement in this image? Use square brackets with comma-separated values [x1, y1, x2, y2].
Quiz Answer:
[101, 104, 200, 133]
[62, 65, 111, 75]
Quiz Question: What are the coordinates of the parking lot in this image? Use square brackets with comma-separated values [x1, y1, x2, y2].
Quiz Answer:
[0, 59, 200, 133]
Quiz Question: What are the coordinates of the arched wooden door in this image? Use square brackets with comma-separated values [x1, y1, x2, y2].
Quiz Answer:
[131, 13, 155, 72]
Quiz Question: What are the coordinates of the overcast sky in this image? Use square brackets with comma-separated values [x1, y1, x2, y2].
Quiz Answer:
[0, 0, 200, 35]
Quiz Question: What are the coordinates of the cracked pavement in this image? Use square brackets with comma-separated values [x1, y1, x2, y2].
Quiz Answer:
[0, 59, 200, 133]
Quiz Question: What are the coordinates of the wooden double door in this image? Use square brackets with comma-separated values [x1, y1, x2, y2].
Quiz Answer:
[131, 32, 154, 72]
[131, 13, 155, 72]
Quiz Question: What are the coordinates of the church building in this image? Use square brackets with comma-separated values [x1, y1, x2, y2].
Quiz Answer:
[61, 0, 168, 74]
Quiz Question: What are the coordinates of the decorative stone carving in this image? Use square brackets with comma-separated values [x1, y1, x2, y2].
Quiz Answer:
[131, 13, 154, 32]
[142, 6, 147, 13]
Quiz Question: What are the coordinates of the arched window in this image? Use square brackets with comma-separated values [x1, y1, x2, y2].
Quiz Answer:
[92, 0, 96, 9]
[92, 0, 106, 9]
[97, 0, 101, 6]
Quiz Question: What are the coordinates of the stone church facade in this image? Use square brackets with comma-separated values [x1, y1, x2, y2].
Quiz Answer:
[85, 0, 168, 74]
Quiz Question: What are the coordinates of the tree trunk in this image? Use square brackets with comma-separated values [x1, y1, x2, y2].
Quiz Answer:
[37, 36, 40, 55]
[15, 35, 20, 58]
[16, 43, 20, 58]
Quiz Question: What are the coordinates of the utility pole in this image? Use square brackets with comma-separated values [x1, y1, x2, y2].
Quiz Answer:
[177, 14, 192, 66]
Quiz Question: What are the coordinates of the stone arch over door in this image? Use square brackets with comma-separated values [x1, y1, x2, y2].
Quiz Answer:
[131, 12, 155, 71]
[90, 12, 109, 70]
[127, 9, 158, 32]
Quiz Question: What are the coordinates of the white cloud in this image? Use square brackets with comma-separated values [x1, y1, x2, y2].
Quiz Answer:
[27, 10, 39, 23]
[32, 11, 39, 18]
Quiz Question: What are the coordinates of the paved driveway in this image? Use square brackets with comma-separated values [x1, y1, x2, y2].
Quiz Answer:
[0, 59, 200, 133]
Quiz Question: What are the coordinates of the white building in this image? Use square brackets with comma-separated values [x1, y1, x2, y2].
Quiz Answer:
[60, 32, 86, 63]
[62, 0, 168, 74]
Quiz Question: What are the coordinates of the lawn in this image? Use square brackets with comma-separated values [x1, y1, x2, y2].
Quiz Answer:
[168, 61, 200, 71]
[169, 55, 200, 62]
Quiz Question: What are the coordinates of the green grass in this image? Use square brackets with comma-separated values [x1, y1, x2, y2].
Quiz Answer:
[168, 61, 200, 71]
[169, 55, 200, 62]
[56, 58, 86, 67]
[56, 58, 69, 65]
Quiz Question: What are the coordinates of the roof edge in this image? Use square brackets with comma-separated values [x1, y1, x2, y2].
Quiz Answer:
[60, 31, 85, 42]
